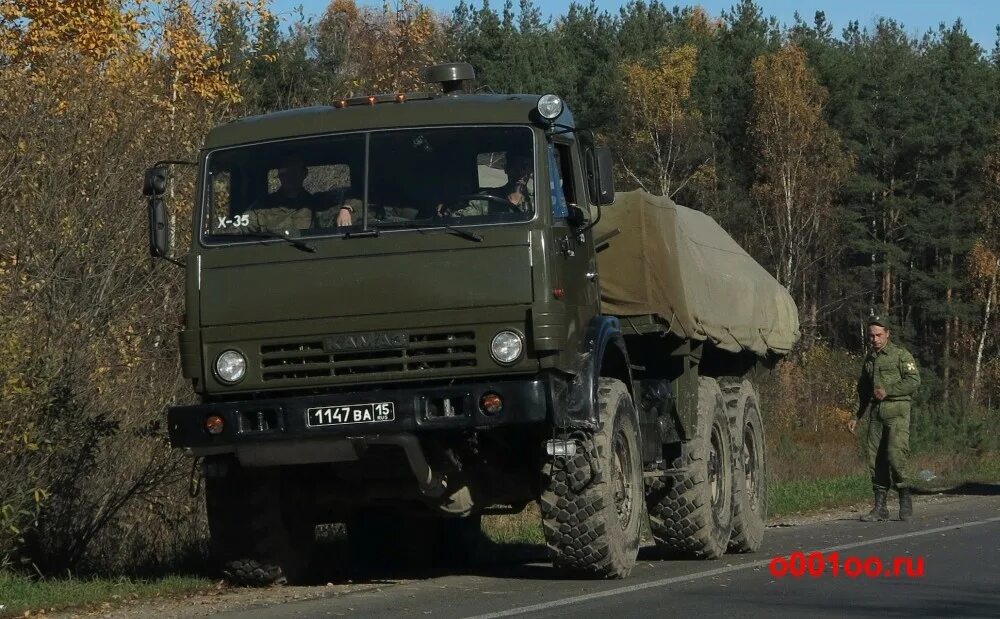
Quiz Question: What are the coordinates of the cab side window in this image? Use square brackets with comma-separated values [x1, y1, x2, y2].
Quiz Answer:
[548, 145, 569, 218]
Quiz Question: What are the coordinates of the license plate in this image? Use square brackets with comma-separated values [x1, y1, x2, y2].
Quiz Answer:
[306, 402, 395, 427]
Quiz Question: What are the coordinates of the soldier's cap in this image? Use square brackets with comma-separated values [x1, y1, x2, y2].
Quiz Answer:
[867, 315, 892, 329]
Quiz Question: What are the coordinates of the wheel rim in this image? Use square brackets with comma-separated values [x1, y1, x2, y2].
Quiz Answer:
[612, 428, 635, 531]
[744, 418, 760, 513]
[709, 421, 725, 512]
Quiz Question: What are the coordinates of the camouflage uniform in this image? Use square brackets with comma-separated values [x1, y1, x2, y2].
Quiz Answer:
[247, 191, 355, 233]
[246, 207, 314, 234]
[449, 182, 534, 218]
[857, 341, 920, 490]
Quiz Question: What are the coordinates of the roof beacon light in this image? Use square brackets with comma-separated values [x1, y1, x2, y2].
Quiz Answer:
[424, 62, 476, 95]
[537, 94, 564, 120]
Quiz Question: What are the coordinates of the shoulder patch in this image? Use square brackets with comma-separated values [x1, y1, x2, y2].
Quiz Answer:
[905, 361, 916, 372]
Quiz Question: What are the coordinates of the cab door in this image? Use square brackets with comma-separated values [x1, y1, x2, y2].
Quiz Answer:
[547, 140, 599, 335]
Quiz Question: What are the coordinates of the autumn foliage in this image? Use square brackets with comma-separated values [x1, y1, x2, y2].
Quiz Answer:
[619, 45, 713, 198]
[749, 44, 852, 321]
[0, 0, 241, 572]
[328, 0, 443, 94]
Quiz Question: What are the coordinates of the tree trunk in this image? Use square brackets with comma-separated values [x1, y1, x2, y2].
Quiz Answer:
[972, 267, 998, 402]
[943, 253, 953, 403]
[882, 267, 891, 315]
[168, 68, 178, 255]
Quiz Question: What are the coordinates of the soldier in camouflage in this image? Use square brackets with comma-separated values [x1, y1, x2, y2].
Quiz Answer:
[848, 316, 921, 521]
[246, 157, 354, 233]
[443, 152, 534, 218]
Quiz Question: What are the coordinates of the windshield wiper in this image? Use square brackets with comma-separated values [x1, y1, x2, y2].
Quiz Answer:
[243, 230, 317, 253]
[375, 220, 483, 242]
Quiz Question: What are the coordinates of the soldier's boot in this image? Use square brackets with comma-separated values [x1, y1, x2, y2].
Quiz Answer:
[898, 487, 913, 521]
[860, 487, 889, 522]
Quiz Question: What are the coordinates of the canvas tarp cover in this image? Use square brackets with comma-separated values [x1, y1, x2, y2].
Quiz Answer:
[595, 190, 800, 357]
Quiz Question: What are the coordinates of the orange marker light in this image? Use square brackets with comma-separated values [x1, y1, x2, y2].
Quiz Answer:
[395, 93, 406, 103]
[335, 99, 348, 109]
[480, 393, 504, 415]
[205, 415, 225, 435]
[367, 95, 377, 105]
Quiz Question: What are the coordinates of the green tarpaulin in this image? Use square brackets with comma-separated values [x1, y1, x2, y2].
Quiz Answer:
[595, 190, 800, 357]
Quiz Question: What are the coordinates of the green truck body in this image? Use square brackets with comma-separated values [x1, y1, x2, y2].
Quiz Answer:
[146, 64, 797, 584]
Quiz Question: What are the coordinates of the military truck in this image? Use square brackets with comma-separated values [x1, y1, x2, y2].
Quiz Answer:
[145, 63, 799, 585]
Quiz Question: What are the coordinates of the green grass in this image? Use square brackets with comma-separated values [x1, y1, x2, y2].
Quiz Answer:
[767, 450, 1000, 518]
[767, 474, 871, 517]
[960, 454, 1000, 481]
[482, 505, 545, 545]
[0, 574, 211, 618]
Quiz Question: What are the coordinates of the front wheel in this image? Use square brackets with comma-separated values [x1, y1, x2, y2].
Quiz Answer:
[206, 462, 315, 586]
[539, 378, 644, 579]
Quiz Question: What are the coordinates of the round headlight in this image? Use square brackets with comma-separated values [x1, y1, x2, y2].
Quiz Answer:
[215, 350, 247, 383]
[490, 331, 524, 365]
[537, 94, 564, 120]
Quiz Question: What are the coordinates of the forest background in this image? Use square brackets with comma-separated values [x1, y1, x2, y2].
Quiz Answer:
[0, 0, 998, 577]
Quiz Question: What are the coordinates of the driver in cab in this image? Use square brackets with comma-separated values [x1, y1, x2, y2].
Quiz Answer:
[246, 157, 356, 233]
[439, 152, 534, 218]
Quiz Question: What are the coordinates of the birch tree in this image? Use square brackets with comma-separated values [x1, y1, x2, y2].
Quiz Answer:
[972, 130, 1000, 401]
[749, 43, 851, 325]
[620, 45, 713, 199]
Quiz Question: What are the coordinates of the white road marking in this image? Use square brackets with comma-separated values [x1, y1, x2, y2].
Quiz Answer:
[465, 514, 1000, 619]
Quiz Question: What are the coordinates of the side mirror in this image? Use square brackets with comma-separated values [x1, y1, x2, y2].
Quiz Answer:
[593, 147, 615, 206]
[143, 165, 168, 196]
[585, 146, 616, 206]
[144, 165, 171, 258]
[148, 196, 171, 259]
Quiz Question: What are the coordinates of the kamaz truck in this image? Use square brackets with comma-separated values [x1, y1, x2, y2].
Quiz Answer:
[145, 63, 799, 585]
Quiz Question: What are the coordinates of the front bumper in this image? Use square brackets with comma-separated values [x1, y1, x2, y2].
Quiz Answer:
[168, 377, 549, 456]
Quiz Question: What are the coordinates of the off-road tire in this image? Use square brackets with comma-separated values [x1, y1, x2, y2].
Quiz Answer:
[539, 378, 644, 579]
[206, 465, 315, 586]
[728, 380, 767, 553]
[645, 376, 734, 559]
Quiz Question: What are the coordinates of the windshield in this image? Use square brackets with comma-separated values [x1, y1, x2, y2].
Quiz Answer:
[202, 126, 535, 242]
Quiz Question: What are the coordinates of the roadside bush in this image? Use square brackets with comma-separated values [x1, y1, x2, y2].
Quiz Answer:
[0, 3, 228, 574]
[758, 342, 862, 482]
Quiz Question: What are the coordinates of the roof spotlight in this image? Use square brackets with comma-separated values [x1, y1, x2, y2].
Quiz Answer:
[537, 94, 564, 120]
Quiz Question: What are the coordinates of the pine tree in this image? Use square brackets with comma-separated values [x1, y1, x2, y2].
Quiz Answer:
[908, 21, 998, 400]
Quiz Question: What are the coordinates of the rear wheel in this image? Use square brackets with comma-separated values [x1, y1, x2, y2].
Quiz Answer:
[206, 462, 315, 586]
[539, 378, 644, 579]
[645, 376, 734, 559]
[729, 380, 767, 553]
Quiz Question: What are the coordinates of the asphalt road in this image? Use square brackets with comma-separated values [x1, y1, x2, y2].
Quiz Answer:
[217, 487, 1000, 619]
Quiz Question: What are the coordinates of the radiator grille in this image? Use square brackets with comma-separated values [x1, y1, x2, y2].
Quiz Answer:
[259, 331, 476, 382]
